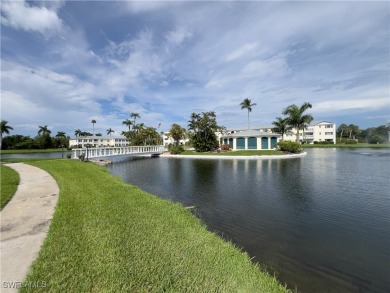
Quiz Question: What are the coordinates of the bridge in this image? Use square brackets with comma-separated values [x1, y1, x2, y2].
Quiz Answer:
[72, 146, 165, 159]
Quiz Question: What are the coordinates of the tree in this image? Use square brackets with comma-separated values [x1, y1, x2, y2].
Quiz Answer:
[37, 125, 52, 149]
[122, 119, 132, 131]
[1, 120, 13, 149]
[75, 129, 82, 137]
[56, 131, 66, 138]
[337, 124, 348, 142]
[106, 128, 114, 136]
[91, 119, 96, 135]
[38, 125, 51, 136]
[240, 98, 257, 130]
[272, 117, 291, 141]
[188, 111, 221, 152]
[130, 113, 140, 127]
[282, 102, 313, 143]
[169, 123, 186, 146]
[347, 124, 360, 140]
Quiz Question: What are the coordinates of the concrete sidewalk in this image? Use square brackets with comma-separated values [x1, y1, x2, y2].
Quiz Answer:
[1, 163, 59, 292]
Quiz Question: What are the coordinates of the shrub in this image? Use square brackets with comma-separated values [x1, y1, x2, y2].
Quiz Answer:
[220, 144, 230, 151]
[276, 141, 302, 153]
[345, 139, 358, 144]
[168, 145, 184, 154]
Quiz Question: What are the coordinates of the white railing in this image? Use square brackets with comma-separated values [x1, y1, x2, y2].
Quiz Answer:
[72, 146, 165, 159]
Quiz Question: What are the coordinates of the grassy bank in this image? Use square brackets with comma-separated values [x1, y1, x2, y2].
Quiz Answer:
[0, 164, 20, 209]
[0, 148, 66, 154]
[181, 150, 283, 156]
[302, 143, 390, 148]
[19, 159, 290, 292]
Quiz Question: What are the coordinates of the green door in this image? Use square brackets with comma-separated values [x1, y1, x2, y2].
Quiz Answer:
[237, 137, 245, 149]
[271, 137, 278, 148]
[248, 137, 257, 149]
[228, 138, 233, 148]
[261, 137, 268, 149]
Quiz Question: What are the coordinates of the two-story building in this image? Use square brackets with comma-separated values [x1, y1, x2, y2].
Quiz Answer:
[69, 135, 129, 148]
[284, 121, 336, 144]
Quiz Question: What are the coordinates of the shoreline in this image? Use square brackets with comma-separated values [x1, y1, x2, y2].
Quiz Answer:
[160, 152, 307, 159]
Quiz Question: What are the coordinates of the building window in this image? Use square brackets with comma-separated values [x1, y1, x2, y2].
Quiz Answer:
[325, 125, 333, 128]
[325, 132, 333, 135]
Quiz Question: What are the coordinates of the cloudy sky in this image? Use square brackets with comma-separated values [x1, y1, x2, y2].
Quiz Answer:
[1, 0, 389, 137]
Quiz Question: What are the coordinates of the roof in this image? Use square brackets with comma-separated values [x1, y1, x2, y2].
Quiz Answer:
[69, 135, 128, 140]
[221, 130, 281, 138]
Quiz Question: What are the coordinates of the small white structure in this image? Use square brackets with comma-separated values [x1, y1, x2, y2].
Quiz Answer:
[162, 132, 189, 146]
[284, 121, 336, 144]
[69, 135, 129, 148]
[220, 130, 281, 150]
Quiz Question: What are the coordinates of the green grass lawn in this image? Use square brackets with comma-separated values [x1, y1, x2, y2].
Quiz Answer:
[181, 150, 284, 156]
[19, 160, 291, 293]
[0, 164, 20, 209]
[0, 148, 66, 154]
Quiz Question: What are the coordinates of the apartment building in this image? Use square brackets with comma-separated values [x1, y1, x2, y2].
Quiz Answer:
[284, 121, 336, 144]
[69, 135, 129, 148]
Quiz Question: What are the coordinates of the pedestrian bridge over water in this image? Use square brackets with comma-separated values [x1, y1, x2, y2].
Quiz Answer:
[72, 146, 165, 159]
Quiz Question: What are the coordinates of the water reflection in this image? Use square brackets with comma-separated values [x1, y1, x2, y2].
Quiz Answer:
[107, 149, 390, 293]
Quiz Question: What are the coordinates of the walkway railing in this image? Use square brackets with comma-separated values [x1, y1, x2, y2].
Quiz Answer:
[72, 146, 165, 159]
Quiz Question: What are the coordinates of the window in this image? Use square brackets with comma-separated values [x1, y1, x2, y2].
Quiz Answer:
[325, 125, 333, 128]
[325, 132, 333, 135]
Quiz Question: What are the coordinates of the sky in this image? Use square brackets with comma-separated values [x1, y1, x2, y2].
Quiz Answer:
[1, 0, 389, 137]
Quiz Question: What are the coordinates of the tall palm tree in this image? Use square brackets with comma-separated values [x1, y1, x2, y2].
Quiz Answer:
[130, 113, 140, 126]
[91, 119, 96, 135]
[38, 125, 51, 136]
[106, 128, 114, 136]
[122, 119, 132, 131]
[1, 120, 13, 149]
[282, 102, 313, 143]
[56, 131, 66, 138]
[272, 117, 291, 141]
[240, 98, 257, 130]
[75, 129, 82, 137]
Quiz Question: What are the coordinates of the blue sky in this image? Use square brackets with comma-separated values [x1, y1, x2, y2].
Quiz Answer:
[1, 0, 389, 137]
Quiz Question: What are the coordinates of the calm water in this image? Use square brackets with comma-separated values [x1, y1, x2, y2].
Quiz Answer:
[108, 148, 390, 292]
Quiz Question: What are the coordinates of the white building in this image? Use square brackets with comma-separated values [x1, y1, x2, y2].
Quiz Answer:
[284, 121, 336, 144]
[220, 128, 281, 150]
[162, 132, 189, 146]
[69, 135, 129, 148]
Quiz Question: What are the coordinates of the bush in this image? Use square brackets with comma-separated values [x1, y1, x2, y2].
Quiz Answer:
[369, 135, 385, 144]
[314, 141, 333, 144]
[345, 139, 358, 144]
[220, 144, 230, 151]
[276, 141, 302, 153]
[168, 144, 184, 154]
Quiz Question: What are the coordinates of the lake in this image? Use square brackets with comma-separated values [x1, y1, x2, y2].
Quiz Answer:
[107, 148, 390, 293]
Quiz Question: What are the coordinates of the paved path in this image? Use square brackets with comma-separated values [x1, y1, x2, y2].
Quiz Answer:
[1, 163, 59, 292]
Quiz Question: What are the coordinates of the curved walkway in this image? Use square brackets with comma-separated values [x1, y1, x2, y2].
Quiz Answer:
[1, 163, 59, 292]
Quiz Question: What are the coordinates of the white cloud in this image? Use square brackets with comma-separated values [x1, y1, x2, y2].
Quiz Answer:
[165, 28, 192, 46]
[225, 42, 258, 62]
[1, 0, 63, 36]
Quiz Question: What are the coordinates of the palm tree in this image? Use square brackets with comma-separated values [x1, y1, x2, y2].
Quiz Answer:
[130, 113, 140, 126]
[282, 102, 313, 143]
[337, 124, 348, 142]
[56, 131, 66, 138]
[1, 120, 13, 149]
[240, 98, 257, 130]
[272, 117, 291, 141]
[38, 125, 51, 136]
[75, 129, 82, 137]
[122, 119, 132, 131]
[91, 119, 96, 135]
[106, 128, 114, 136]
